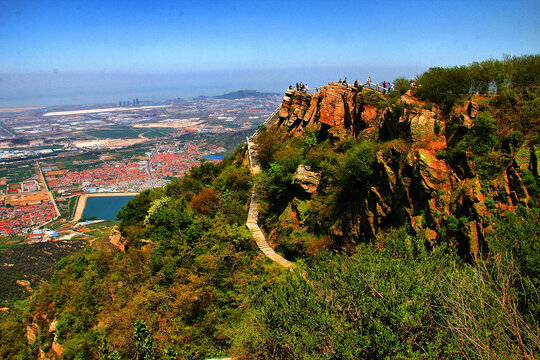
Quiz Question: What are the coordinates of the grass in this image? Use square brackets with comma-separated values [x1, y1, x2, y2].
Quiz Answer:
[0, 238, 89, 303]
[5, 163, 37, 183]
[0, 236, 26, 252]
[68, 197, 78, 219]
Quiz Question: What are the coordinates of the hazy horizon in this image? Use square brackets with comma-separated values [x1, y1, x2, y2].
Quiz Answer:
[1, 0, 538, 107]
[0, 64, 425, 107]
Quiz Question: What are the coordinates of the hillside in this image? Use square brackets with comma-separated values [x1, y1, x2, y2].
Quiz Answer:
[0, 55, 539, 359]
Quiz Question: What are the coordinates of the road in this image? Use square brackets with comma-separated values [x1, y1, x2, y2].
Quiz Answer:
[0, 120, 16, 137]
[36, 161, 61, 219]
[146, 141, 162, 179]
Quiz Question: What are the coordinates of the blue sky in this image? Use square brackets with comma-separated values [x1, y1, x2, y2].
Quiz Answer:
[0, 0, 538, 105]
[1, 0, 538, 73]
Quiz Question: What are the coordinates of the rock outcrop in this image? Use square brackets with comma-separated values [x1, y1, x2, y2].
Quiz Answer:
[267, 83, 535, 259]
[292, 165, 320, 194]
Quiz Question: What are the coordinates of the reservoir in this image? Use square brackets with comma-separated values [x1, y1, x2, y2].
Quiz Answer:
[82, 196, 135, 220]
[202, 153, 224, 160]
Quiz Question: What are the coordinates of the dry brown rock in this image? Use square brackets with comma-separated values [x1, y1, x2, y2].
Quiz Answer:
[26, 323, 39, 344]
[292, 165, 320, 194]
[410, 110, 436, 142]
[318, 85, 350, 128]
[268, 86, 535, 258]
[108, 226, 125, 251]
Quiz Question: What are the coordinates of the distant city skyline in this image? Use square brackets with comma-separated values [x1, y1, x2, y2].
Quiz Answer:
[0, 0, 538, 106]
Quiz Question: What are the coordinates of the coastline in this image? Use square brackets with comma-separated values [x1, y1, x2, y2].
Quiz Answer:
[72, 192, 138, 222]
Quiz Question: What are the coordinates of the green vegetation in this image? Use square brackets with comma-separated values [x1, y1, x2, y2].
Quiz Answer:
[4, 163, 36, 183]
[0, 236, 26, 252]
[0, 55, 539, 359]
[0, 239, 88, 304]
[390, 77, 411, 98]
[415, 54, 540, 112]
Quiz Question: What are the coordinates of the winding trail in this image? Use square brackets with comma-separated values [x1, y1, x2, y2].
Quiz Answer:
[245, 109, 293, 268]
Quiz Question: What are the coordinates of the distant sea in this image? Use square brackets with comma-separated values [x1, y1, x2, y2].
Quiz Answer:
[0, 72, 285, 108]
[0, 66, 423, 108]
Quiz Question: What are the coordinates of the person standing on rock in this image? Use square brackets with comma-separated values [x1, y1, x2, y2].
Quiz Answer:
[366, 76, 372, 88]
[354, 79, 359, 87]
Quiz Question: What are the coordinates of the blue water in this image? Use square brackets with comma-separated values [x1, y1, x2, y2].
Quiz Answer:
[82, 196, 135, 220]
[202, 153, 224, 160]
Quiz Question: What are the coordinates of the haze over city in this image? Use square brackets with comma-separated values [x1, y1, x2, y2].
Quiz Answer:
[1, 0, 538, 106]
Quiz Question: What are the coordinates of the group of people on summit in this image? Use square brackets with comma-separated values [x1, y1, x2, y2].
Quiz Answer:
[340, 76, 394, 94]
[290, 75, 418, 95]
[289, 82, 309, 92]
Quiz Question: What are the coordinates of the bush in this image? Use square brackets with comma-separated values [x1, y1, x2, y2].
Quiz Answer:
[469, 112, 498, 155]
[339, 142, 376, 198]
[415, 66, 471, 112]
[254, 127, 282, 170]
[441, 254, 540, 359]
[244, 229, 458, 359]
[391, 77, 411, 97]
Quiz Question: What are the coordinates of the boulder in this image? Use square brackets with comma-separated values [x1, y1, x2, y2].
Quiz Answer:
[318, 85, 350, 128]
[292, 165, 321, 194]
[410, 110, 436, 142]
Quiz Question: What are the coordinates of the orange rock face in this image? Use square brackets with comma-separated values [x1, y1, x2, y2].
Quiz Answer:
[269, 85, 531, 259]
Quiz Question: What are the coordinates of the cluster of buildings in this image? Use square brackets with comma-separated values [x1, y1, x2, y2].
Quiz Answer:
[46, 162, 148, 189]
[6, 180, 39, 194]
[149, 142, 224, 178]
[44, 141, 224, 192]
[27, 229, 60, 244]
[0, 202, 57, 236]
[0, 92, 280, 244]
[0, 148, 55, 160]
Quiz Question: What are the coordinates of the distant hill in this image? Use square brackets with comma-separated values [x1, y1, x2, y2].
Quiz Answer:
[213, 90, 279, 99]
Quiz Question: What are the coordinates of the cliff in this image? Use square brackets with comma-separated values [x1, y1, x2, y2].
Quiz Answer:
[257, 82, 538, 259]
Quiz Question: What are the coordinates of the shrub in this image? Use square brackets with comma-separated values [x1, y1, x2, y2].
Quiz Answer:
[339, 142, 376, 198]
[468, 112, 498, 155]
[253, 126, 282, 170]
[441, 255, 540, 360]
[416, 66, 471, 112]
[391, 77, 411, 97]
[245, 229, 458, 359]
[484, 197, 495, 210]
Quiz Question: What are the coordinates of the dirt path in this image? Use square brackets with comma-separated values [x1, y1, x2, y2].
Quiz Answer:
[245, 110, 292, 268]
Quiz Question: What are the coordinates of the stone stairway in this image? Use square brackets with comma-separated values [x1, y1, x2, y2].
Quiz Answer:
[245, 132, 293, 268]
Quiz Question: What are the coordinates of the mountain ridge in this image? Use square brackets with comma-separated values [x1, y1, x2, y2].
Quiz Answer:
[1, 54, 539, 360]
